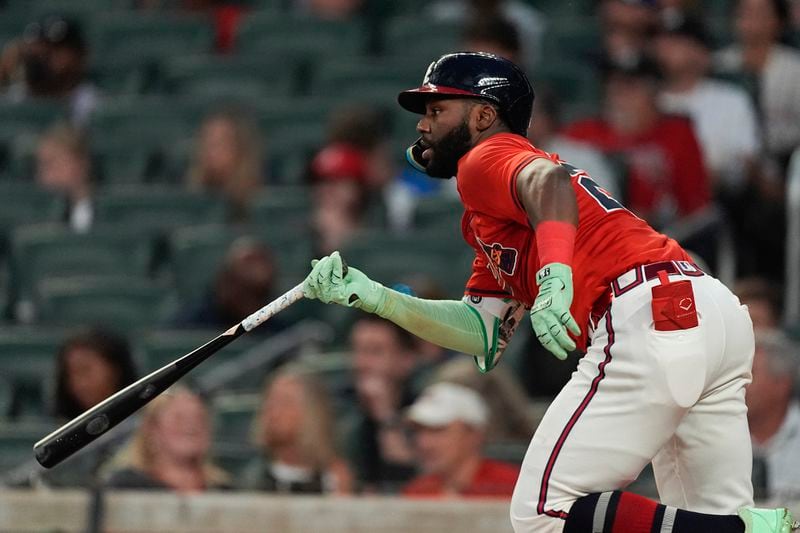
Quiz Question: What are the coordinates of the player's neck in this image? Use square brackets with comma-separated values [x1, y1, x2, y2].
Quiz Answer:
[473, 125, 513, 147]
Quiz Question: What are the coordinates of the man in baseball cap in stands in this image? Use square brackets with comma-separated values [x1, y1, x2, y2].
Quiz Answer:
[402, 382, 519, 498]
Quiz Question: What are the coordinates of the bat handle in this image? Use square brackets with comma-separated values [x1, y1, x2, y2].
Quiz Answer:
[240, 261, 351, 332]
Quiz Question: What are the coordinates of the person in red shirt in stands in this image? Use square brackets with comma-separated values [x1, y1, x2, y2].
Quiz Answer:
[402, 382, 519, 498]
[563, 55, 710, 229]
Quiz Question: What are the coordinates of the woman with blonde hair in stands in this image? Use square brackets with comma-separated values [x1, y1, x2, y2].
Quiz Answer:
[187, 107, 265, 221]
[104, 387, 230, 492]
[240, 366, 354, 494]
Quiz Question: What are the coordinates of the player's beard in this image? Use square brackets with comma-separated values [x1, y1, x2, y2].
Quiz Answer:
[425, 120, 473, 179]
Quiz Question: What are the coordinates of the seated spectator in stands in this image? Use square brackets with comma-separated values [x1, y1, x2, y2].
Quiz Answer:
[402, 382, 519, 498]
[527, 87, 621, 199]
[105, 387, 231, 492]
[308, 105, 410, 251]
[35, 123, 94, 233]
[434, 359, 537, 443]
[296, 0, 365, 20]
[342, 315, 418, 493]
[428, 0, 546, 69]
[172, 237, 283, 333]
[0, 15, 99, 126]
[240, 367, 353, 494]
[715, 0, 800, 170]
[563, 55, 711, 230]
[53, 327, 137, 420]
[599, 0, 659, 65]
[747, 329, 800, 502]
[187, 108, 265, 221]
[461, 14, 522, 66]
[656, 15, 761, 196]
[735, 277, 784, 329]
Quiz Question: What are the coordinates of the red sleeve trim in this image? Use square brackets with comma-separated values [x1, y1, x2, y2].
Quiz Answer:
[509, 153, 541, 215]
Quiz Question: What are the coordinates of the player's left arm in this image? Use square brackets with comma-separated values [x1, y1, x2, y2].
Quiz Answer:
[515, 158, 582, 359]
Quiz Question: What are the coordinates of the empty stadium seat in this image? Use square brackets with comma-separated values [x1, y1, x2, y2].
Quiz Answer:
[236, 11, 366, 60]
[90, 12, 214, 60]
[0, 183, 63, 250]
[162, 54, 297, 99]
[0, 420, 58, 475]
[93, 185, 228, 232]
[0, 327, 64, 419]
[413, 195, 464, 230]
[10, 224, 155, 306]
[35, 276, 172, 329]
[383, 17, 461, 63]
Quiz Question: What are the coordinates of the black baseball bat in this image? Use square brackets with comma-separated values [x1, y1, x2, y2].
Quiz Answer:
[33, 281, 308, 469]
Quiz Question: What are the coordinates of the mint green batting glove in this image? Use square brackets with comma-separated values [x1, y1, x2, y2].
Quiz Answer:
[530, 262, 581, 360]
[302, 251, 387, 313]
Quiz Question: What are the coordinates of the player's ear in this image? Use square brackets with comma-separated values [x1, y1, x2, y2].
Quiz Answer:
[474, 102, 499, 132]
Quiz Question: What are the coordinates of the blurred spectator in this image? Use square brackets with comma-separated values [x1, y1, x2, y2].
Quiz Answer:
[53, 327, 137, 420]
[240, 367, 353, 494]
[563, 55, 711, 230]
[342, 315, 418, 493]
[528, 87, 621, 199]
[0, 15, 99, 127]
[105, 387, 231, 491]
[309, 105, 410, 253]
[599, 0, 659, 65]
[187, 108, 265, 221]
[428, 0, 546, 69]
[402, 382, 519, 498]
[735, 277, 784, 328]
[655, 15, 761, 194]
[716, 0, 800, 169]
[295, 0, 365, 20]
[461, 14, 522, 66]
[747, 329, 800, 502]
[434, 358, 537, 443]
[35, 123, 94, 233]
[172, 237, 283, 333]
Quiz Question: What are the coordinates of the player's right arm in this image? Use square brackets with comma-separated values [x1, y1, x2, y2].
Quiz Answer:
[303, 251, 524, 372]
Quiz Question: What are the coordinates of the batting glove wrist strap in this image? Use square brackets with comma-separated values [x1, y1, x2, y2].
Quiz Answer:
[530, 262, 581, 360]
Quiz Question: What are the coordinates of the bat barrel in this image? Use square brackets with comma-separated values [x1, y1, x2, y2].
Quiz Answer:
[34, 328, 244, 468]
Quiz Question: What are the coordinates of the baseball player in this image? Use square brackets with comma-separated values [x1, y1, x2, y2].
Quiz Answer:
[302, 52, 798, 533]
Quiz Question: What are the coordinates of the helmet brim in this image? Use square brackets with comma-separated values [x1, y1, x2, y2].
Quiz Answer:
[397, 84, 481, 114]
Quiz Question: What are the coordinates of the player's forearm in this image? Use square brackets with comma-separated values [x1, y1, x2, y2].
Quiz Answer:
[373, 288, 487, 357]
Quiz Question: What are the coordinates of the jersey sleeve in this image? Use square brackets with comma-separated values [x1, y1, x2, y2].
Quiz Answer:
[458, 137, 545, 226]
[461, 212, 510, 297]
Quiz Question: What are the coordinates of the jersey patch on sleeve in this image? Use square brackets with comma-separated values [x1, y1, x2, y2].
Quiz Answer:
[476, 237, 519, 277]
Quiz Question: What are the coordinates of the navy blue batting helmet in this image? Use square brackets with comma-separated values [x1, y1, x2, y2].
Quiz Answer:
[398, 52, 534, 135]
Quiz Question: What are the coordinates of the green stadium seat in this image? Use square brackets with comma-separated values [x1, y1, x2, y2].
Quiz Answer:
[0, 100, 68, 133]
[540, 16, 601, 62]
[0, 327, 64, 419]
[211, 391, 261, 445]
[413, 195, 464, 230]
[10, 224, 155, 305]
[93, 185, 228, 233]
[0, 420, 58, 474]
[35, 276, 171, 329]
[88, 52, 153, 96]
[162, 54, 297, 99]
[90, 12, 214, 60]
[0, 183, 63, 249]
[340, 230, 472, 297]
[263, 124, 325, 184]
[236, 11, 366, 60]
[88, 97, 190, 144]
[248, 187, 312, 231]
[383, 17, 461, 62]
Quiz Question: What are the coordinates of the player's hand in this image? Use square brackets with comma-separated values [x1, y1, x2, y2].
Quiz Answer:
[530, 262, 581, 360]
[302, 251, 386, 313]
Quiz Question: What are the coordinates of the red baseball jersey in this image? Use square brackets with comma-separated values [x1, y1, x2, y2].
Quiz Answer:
[458, 133, 691, 351]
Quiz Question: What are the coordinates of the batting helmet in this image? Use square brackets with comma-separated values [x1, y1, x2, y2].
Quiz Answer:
[397, 52, 534, 136]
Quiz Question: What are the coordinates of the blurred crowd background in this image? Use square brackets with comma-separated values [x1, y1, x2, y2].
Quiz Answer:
[0, 0, 799, 511]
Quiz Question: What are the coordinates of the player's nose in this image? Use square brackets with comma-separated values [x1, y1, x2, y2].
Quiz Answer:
[416, 116, 431, 134]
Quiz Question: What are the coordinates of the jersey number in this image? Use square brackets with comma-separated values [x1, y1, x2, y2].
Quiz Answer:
[562, 163, 626, 213]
